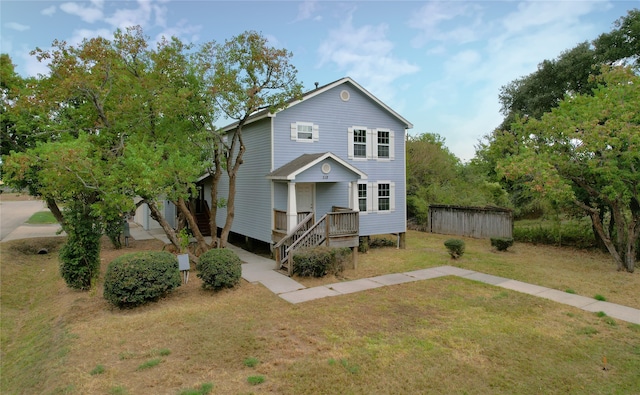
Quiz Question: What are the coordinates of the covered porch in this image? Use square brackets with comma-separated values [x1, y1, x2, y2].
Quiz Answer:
[267, 152, 366, 274]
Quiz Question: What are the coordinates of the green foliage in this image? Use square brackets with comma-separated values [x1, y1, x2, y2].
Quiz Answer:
[89, 365, 105, 375]
[104, 216, 124, 250]
[499, 67, 639, 272]
[243, 357, 259, 368]
[247, 375, 265, 385]
[369, 237, 396, 248]
[103, 252, 181, 308]
[406, 133, 510, 227]
[178, 383, 214, 395]
[59, 203, 102, 290]
[513, 219, 595, 248]
[490, 237, 514, 251]
[292, 246, 352, 277]
[196, 248, 242, 290]
[358, 237, 369, 253]
[444, 239, 465, 259]
[594, 294, 607, 301]
[136, 358, 161, 371]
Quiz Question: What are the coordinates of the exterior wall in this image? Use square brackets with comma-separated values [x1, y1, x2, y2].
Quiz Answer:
[214, 118, 274, 243]
[272, 82, 407, 237]
[429, 205, 513, 238]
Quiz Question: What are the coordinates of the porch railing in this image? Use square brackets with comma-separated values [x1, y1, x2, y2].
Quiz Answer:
[274, 208, 359, 276]
[273, 209, 313, 232]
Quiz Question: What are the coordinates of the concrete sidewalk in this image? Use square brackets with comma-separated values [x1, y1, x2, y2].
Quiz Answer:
[3, 215, 638, 325]
[266, 265, 640, 325]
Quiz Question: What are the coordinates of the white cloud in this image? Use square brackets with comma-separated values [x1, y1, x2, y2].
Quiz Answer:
[67, 28, 112, 48]
[294, 0, 321, 22]
[409, 2, 484, 47]
[5, 22, 30, 32]
[318, 13, 419, 103]
[41, 6, 56, 16]
[60, 2, 104, 23]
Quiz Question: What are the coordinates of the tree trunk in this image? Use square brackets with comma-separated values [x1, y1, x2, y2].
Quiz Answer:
[219, 128, 246, 248]
[174, 197, 209, 253]
[46, 197, 66, 231]
[146, 199, 197, 262]
[208, 144, 223, 248]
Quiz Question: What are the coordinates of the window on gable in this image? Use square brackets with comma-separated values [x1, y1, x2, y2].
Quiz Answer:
[358, 183, 367, 212]
[291, 122, 318, 142]
[378, 183, 390, 211]
[353, 128, 367, 158]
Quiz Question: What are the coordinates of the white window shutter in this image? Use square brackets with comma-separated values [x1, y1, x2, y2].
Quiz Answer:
[390, 182, 396, 211]
[312, 124, 319, 142]
[347, 128, 354, 159]
[347, 182, 353, 210]
[370, 182, 378, 211]
[389, 130, 395, 160]
[291, 123, 297, 140]
[367, 128, 375, 159]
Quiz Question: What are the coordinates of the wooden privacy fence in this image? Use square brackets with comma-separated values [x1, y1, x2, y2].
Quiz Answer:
[429, 205, 513, 238]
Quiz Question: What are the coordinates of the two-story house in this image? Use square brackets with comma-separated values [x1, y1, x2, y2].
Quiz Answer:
[203, 77, 412, 272]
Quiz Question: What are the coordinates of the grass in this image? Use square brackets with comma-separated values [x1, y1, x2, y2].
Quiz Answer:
[136, 358, 162, 371]
[25, 211, 58, 224]
[1, 232, 639, 394]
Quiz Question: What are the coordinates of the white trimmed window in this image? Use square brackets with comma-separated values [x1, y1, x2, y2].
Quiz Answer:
[358, 181, 395, 213]
[374, 128, 394, 160]
[291, 122, 319, 142]
[348, 126, 371, 159]
[348, 127, 394, 160]
[358, 183, 367, 212]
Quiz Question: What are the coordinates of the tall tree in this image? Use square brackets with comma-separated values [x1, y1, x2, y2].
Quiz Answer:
[2, 27, 214, 259]
[498, 67, 639, 272]
[202, 31, 303, 248]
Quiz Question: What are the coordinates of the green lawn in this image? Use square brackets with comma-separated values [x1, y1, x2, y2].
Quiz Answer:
[26, 211, 58, 224]
[1, 233, 639, 394]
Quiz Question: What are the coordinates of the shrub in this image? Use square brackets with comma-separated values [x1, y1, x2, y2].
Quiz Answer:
[444, 239, 465, 259]
[59, 204, 102, 290]
[358, 236, 369, 253]
[103, 251, 181, 308]
[491, 237, 514, 251]
[292, 246, 351, 277]
[196, 248, 242, 290]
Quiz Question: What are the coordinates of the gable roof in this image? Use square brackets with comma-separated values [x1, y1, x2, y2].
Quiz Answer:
[222, 77, 413, 132]
[266, 152, 367, 181]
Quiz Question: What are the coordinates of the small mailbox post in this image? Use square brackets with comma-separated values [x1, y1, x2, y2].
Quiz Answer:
[178, 254, 190, 284]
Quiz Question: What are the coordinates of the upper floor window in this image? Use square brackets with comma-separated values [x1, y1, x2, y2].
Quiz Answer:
[291, 122, 319, 142]
[348, 126, 394, 160]
[353, 128, 367, 158]
[377, 129, 390, 158]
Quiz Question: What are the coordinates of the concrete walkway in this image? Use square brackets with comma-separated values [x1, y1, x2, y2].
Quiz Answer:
[2, 211, 638, 325]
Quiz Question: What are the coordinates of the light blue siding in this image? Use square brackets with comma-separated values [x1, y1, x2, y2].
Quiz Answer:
[214, 79, 408, 242]
[273, 83, 407, 236]
[214, 118, 274, 243]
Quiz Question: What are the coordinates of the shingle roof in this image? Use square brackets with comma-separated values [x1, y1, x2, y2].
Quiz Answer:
[266, 152, 367, 180]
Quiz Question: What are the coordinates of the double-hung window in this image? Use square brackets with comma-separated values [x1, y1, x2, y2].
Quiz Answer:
[377, 183, 390, 211]
[358, 183, 367, 212]
[348, 127, 394, 160]
[291, 122, 319, 142]
[377, 129, 390, 159]
[353, 128, 367, 158]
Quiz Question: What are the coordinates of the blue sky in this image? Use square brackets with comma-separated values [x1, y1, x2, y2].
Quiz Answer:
[1, 1, 636, 161]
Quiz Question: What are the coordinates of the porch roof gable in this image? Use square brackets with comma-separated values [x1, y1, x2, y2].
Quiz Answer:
[266, 152, 367, 181]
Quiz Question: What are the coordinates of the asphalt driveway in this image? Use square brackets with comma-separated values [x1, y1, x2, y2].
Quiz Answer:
[0, 200, 51, 241]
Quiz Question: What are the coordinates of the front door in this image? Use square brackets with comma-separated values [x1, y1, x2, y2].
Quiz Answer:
[296, 183, 314, 214]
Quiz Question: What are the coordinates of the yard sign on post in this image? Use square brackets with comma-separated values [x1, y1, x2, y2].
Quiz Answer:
[178, 254, 190, 284]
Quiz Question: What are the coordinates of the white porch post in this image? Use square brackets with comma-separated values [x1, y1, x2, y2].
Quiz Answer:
[351, 181, 360, 211]
[287, 182, 298, 232]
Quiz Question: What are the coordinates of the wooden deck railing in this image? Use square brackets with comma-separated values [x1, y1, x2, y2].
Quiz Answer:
[273, 209, 313, 232]
[273, 209, 359, 275]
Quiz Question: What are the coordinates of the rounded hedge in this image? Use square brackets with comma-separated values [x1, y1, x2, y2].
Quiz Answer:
[444, 239, 465, 259]
[103, 251, 181, 308]
[196, 248, 242, 290]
